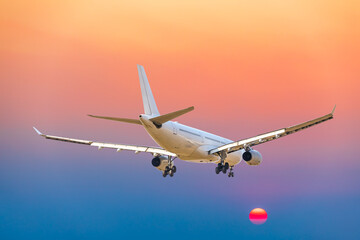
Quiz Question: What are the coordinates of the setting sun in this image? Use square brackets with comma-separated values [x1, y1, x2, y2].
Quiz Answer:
[249, 208, 268, 225]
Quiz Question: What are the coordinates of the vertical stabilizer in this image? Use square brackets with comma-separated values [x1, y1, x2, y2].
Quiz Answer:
[137, 65, 160, 116]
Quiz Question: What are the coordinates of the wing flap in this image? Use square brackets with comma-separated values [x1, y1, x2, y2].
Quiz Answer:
[285, 113, 332, 133]
[45, 135, 92, 145]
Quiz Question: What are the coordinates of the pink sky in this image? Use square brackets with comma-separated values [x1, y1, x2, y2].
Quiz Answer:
[1, 0, 359, 167]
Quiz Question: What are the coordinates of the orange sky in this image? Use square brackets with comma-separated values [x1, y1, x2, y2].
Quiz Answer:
[0, 0, 359, 151]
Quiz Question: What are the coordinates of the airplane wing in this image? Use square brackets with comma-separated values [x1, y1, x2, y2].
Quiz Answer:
[209, 106, 335, 155]
[33, 127, 176, 157]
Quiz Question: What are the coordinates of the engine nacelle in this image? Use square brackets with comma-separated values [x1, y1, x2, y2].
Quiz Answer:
[242, 150, 262, 166]
[151, 156, 169, 171]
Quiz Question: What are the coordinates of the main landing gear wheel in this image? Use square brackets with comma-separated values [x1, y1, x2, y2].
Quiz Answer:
[215, 163, 230, 174]
[215, 162, 230, 174]
[214, 151, 232, 176]
[162, 156, 177, 178]
[223, 163, 230, 174]
[163, 165, 177, 178]
[214, 151, 235, 177]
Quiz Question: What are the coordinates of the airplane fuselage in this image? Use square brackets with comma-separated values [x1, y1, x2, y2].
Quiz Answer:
[139, 114, 243, 166]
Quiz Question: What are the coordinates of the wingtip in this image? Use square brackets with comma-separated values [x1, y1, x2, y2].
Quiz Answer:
[33, 127, 42, 135]
[332, 104, 336, 115]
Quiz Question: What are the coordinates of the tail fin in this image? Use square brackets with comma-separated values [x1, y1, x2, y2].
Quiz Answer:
[137, 65, 160, 116]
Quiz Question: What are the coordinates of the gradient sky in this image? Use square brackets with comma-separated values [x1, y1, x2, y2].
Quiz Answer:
[1, 0, 360, 239]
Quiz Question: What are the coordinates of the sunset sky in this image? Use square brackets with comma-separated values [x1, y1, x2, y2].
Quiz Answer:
[1, 0, 359, 239]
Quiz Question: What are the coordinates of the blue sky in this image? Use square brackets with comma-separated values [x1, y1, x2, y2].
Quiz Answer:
[1, 133, 360, 239]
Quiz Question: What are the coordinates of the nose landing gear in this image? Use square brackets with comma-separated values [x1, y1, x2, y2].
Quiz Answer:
[228, 166, 234, 177]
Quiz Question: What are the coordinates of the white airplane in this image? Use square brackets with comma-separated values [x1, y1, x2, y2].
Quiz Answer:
[33, 65, 335, 177]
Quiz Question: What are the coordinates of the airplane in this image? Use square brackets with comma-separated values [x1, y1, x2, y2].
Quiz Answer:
[33, 65, 335, 178]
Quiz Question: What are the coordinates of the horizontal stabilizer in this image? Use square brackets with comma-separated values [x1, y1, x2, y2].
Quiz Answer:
[150, 106, 194, 126]
[88, 115, 141, 125]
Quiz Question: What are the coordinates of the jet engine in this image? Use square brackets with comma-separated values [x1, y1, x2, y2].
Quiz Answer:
[151, 156, 169, 171]
[242, 150, 262, 166]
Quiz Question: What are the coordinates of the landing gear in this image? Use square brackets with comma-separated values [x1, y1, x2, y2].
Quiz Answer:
[163, 166, 176, 177]
[162, 156, 177, 178]
[215, 161, 230, 174]
[214, 151, 234, 177]
[228, 166, 234, 177]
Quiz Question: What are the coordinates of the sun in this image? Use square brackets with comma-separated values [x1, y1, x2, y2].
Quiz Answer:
[249, 208, 268, 225]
